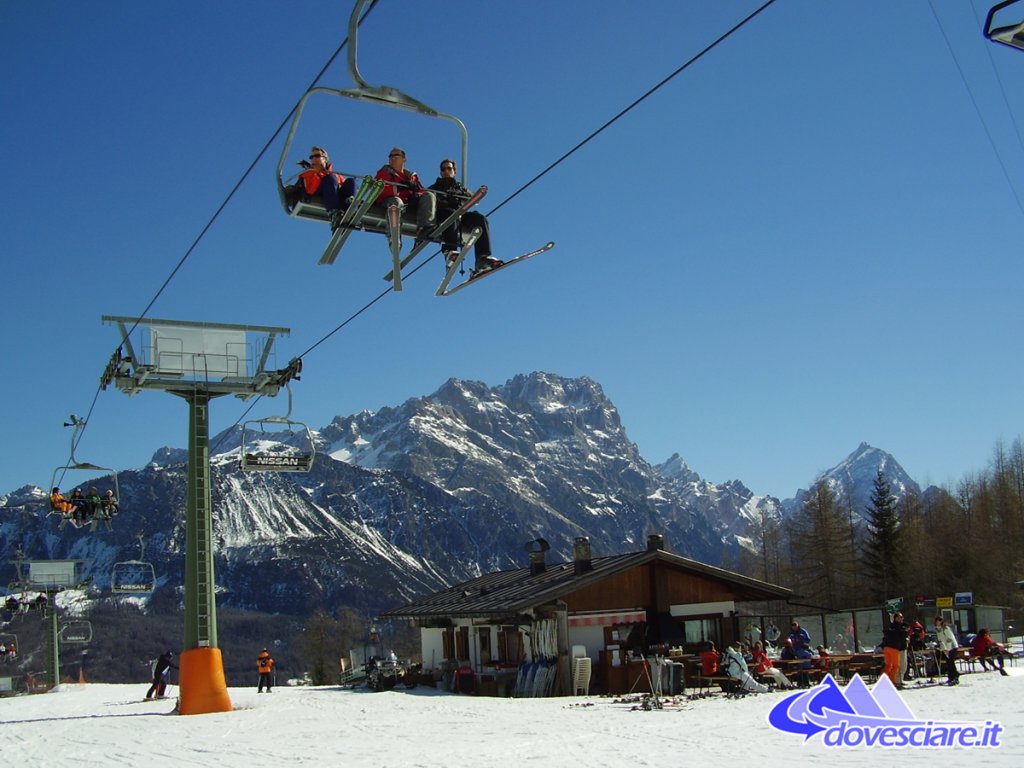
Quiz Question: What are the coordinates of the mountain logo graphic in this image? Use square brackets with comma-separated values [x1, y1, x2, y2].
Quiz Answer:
[766, 673, 1003, 749]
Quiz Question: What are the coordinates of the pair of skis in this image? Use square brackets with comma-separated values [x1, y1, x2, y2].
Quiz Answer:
[437, 241, 555, 296]
[316, 179, 555, 293]
[318, 176, 385, 266]
[381, 185, 488, 290]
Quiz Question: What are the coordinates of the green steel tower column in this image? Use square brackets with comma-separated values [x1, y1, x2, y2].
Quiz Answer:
[174, 387, 233, 713]
[182, 389, 219, 649]
[45, 598, 59, 687]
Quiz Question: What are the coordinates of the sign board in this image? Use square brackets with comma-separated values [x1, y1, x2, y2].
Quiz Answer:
[954, 592, 973, 606]
[151, 324, 248, 378]
[936, 596, 954, 608]
[28, 560, 77, 589]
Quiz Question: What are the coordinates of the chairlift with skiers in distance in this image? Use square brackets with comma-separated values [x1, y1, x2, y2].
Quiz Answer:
[0, 633, 18, 663]
[48, 416, 120, 532]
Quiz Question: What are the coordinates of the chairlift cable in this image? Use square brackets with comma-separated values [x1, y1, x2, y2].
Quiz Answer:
[487, 0, 778, 218]
[70, 1, 382, 457]
[117, 0, 383, 349]
[87, 1, 779, 467]
[293, 0, 781, 357]
[210, 0, 781, 443]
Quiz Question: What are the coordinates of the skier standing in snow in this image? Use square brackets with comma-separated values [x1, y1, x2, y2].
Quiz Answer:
[257, 648, 275, 693]
[881, 612, 909, 688]
[145, 651, 176, 700]
[933, 616, 961, 685]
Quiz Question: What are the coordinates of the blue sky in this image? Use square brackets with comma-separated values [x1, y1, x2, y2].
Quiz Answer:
[2, 0, 1022, 500]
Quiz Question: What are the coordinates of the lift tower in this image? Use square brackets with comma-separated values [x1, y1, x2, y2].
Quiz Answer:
[102, 317, 301, 714]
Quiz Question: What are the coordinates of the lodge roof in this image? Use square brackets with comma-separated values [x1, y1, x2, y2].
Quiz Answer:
[380, 547, 791, 620]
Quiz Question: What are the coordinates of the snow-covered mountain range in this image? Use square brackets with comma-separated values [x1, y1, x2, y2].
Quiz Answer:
[0, 372, 921, 617]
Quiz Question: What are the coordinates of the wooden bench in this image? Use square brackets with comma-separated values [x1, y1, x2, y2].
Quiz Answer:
[692, 674, 740, 696]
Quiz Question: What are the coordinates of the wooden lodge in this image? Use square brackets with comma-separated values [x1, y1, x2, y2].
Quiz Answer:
[380, 534, 791, 696]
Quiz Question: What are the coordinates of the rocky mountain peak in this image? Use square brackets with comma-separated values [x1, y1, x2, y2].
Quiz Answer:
[782, 442, 919, 521]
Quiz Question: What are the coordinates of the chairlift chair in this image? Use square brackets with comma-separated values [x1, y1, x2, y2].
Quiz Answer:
[276, 0, 480, 283]
[111, 533, 157, 595]
[239, 384, 315, 472]
[58, 620, 93, 645]
[111, 562, 157, 594]
[985, 0, 1024, 51]
[0, 633, 17, 662]
[48, 416, 119, 532]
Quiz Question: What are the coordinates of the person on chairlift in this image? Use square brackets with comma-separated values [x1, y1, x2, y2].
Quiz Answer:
[83, 487, 102, 523]
[293, 146, 356, 230]
[68, 488, 86, 525]
[373, 147, 436, 237]
[101, 489, 119, 518]
[50, 487, 75, 519]
[429, 158, 502, 276]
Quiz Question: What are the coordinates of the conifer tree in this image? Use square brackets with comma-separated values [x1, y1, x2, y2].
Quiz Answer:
[862, 469, 900, 603]
[786, 479, 856, 608]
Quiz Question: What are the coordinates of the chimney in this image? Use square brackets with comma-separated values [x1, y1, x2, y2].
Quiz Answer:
[529, 550, 546, 576]
[647, 533, 665, 553]
[573, 536, 593, 575]
[526, 538, 550, 576]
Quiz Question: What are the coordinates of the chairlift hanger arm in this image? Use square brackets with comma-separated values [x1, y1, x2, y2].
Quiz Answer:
[343, 0, 469, 159]
[985, 0, 1024, 51]
[277, 0, 471, 212]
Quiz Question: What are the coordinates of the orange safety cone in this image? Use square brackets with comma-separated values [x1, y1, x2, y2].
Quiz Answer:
[178, 647, 232, 715]
[78, 667, 87, 684]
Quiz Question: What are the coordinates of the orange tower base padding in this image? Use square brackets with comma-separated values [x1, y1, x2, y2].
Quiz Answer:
[178, 647, 233, 715]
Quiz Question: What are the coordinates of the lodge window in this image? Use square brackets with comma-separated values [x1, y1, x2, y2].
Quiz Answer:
[478, 627, 492, 663]
[497, 625, 523, 663]
[681, 617, 720, 652]
[442, 627, 454, 661]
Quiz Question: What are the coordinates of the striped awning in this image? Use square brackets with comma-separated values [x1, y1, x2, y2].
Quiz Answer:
[568, 609, 646, 627]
